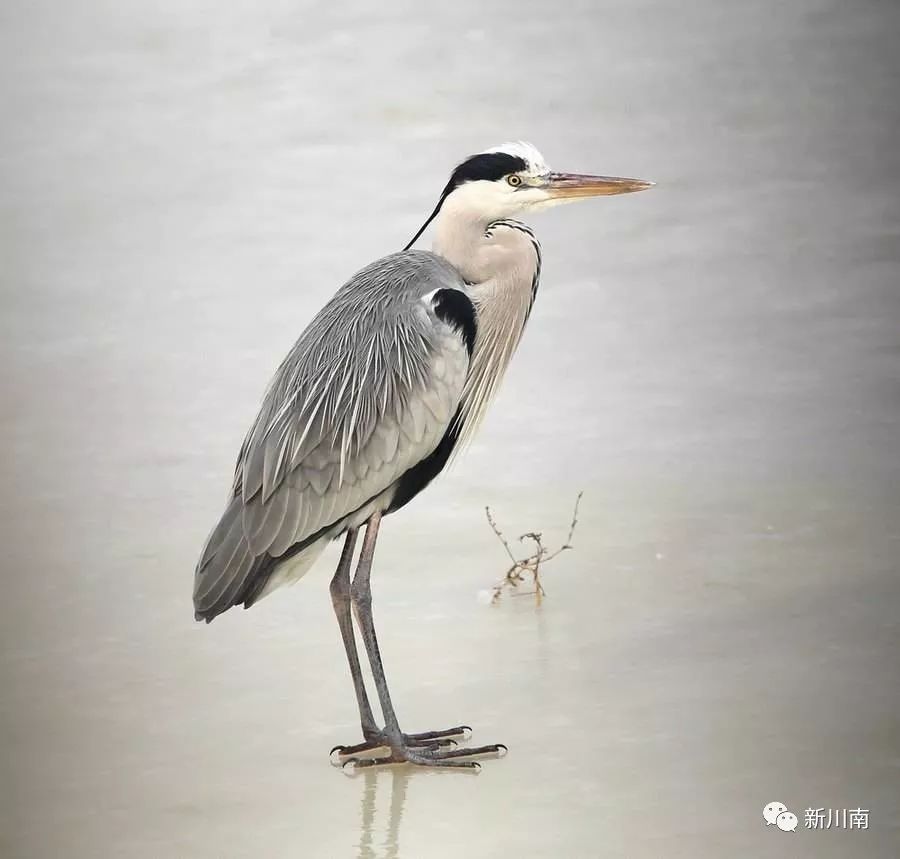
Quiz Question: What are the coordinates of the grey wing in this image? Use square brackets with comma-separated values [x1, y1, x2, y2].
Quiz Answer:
[193, 251, 470, 621]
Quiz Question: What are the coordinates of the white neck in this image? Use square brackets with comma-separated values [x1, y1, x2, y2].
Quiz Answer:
[431, 193, 492, 284]
[428, 195, 542, 455]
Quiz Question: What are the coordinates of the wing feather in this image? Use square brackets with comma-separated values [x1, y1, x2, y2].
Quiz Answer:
[215, 546, 255, 614]
[269, 486, 303, 557]
[194, 251, 472, 621]
[244, 484, 290, 555]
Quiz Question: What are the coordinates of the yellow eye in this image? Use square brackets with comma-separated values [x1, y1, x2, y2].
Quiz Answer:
[507, 174, 522, 187]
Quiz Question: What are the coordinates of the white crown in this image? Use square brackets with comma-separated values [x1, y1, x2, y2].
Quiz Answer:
[483, 141, 549, 176]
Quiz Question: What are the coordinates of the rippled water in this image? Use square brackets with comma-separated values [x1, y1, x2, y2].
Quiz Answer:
[2, 1, 898, 857]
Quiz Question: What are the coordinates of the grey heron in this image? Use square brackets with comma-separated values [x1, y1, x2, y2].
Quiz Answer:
[193, 142, 652, 769]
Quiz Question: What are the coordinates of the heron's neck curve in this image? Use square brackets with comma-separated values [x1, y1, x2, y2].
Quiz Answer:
[429, 201, 543, 456]
[430, 201, 491, 284]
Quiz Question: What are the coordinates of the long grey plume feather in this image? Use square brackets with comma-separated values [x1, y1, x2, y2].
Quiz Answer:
[195, 250, 472, 621]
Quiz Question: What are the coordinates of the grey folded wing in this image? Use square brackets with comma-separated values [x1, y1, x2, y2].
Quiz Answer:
[193, 251, 471, 620]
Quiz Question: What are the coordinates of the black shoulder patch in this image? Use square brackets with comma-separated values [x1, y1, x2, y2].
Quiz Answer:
[432, 288, 477, 356]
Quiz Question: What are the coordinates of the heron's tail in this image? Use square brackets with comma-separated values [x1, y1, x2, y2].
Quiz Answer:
[193, 495, 258, 622]
[193, 495, 328, 622]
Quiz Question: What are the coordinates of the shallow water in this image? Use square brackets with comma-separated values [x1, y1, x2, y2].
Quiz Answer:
[1, 1, 899, 857]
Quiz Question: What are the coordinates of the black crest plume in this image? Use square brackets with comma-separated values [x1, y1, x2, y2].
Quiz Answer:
[404, 152, 529, 250]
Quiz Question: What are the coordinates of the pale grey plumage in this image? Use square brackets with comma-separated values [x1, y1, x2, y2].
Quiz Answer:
[191, 141, 652, 770]
[193, 250, 470, 621]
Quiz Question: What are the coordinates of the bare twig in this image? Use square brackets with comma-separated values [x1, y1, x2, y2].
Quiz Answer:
[485, 492, 583, 603]
[543, 491, 582, 563]
[485, 505, 520, 567]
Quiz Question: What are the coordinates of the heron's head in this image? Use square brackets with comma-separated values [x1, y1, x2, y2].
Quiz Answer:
[405, 141, 652, 249]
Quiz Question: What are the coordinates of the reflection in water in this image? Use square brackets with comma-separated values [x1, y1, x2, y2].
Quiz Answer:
[356, 768, 408, 859]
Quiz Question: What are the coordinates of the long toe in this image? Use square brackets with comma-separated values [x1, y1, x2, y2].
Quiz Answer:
[330, 723, 472, 762]
[403, 725, 472, 743]
[411, 743, 507, 763]
[341, 739, 507, 771]
[330, 738, 389, 761]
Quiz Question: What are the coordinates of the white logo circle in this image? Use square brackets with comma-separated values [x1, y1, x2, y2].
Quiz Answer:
[763, 802, 787, 825]
[776, 811, 798, 832]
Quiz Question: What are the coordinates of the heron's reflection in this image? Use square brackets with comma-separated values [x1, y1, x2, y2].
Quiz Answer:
[356, 767, 408, 859]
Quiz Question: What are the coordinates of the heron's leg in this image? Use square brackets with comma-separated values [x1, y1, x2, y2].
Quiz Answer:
[329, 528, 378, 738]
[329, 521, 459, 757]
[348, 511, 403, 740]
[338, 511, 507, 769]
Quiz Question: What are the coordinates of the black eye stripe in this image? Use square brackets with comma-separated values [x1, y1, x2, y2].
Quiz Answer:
[404, 152, 530, 251]
[443, 153, 529, 194]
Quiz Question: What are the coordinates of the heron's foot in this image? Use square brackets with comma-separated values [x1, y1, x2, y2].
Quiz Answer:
[335, 730, 507, 771]
[330, 724, 472, 762]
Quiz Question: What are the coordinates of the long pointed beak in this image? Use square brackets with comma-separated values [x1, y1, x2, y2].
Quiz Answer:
[543, 172, 654, 198]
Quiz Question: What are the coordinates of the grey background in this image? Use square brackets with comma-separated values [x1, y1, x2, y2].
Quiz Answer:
[1, 0, 898, 856]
